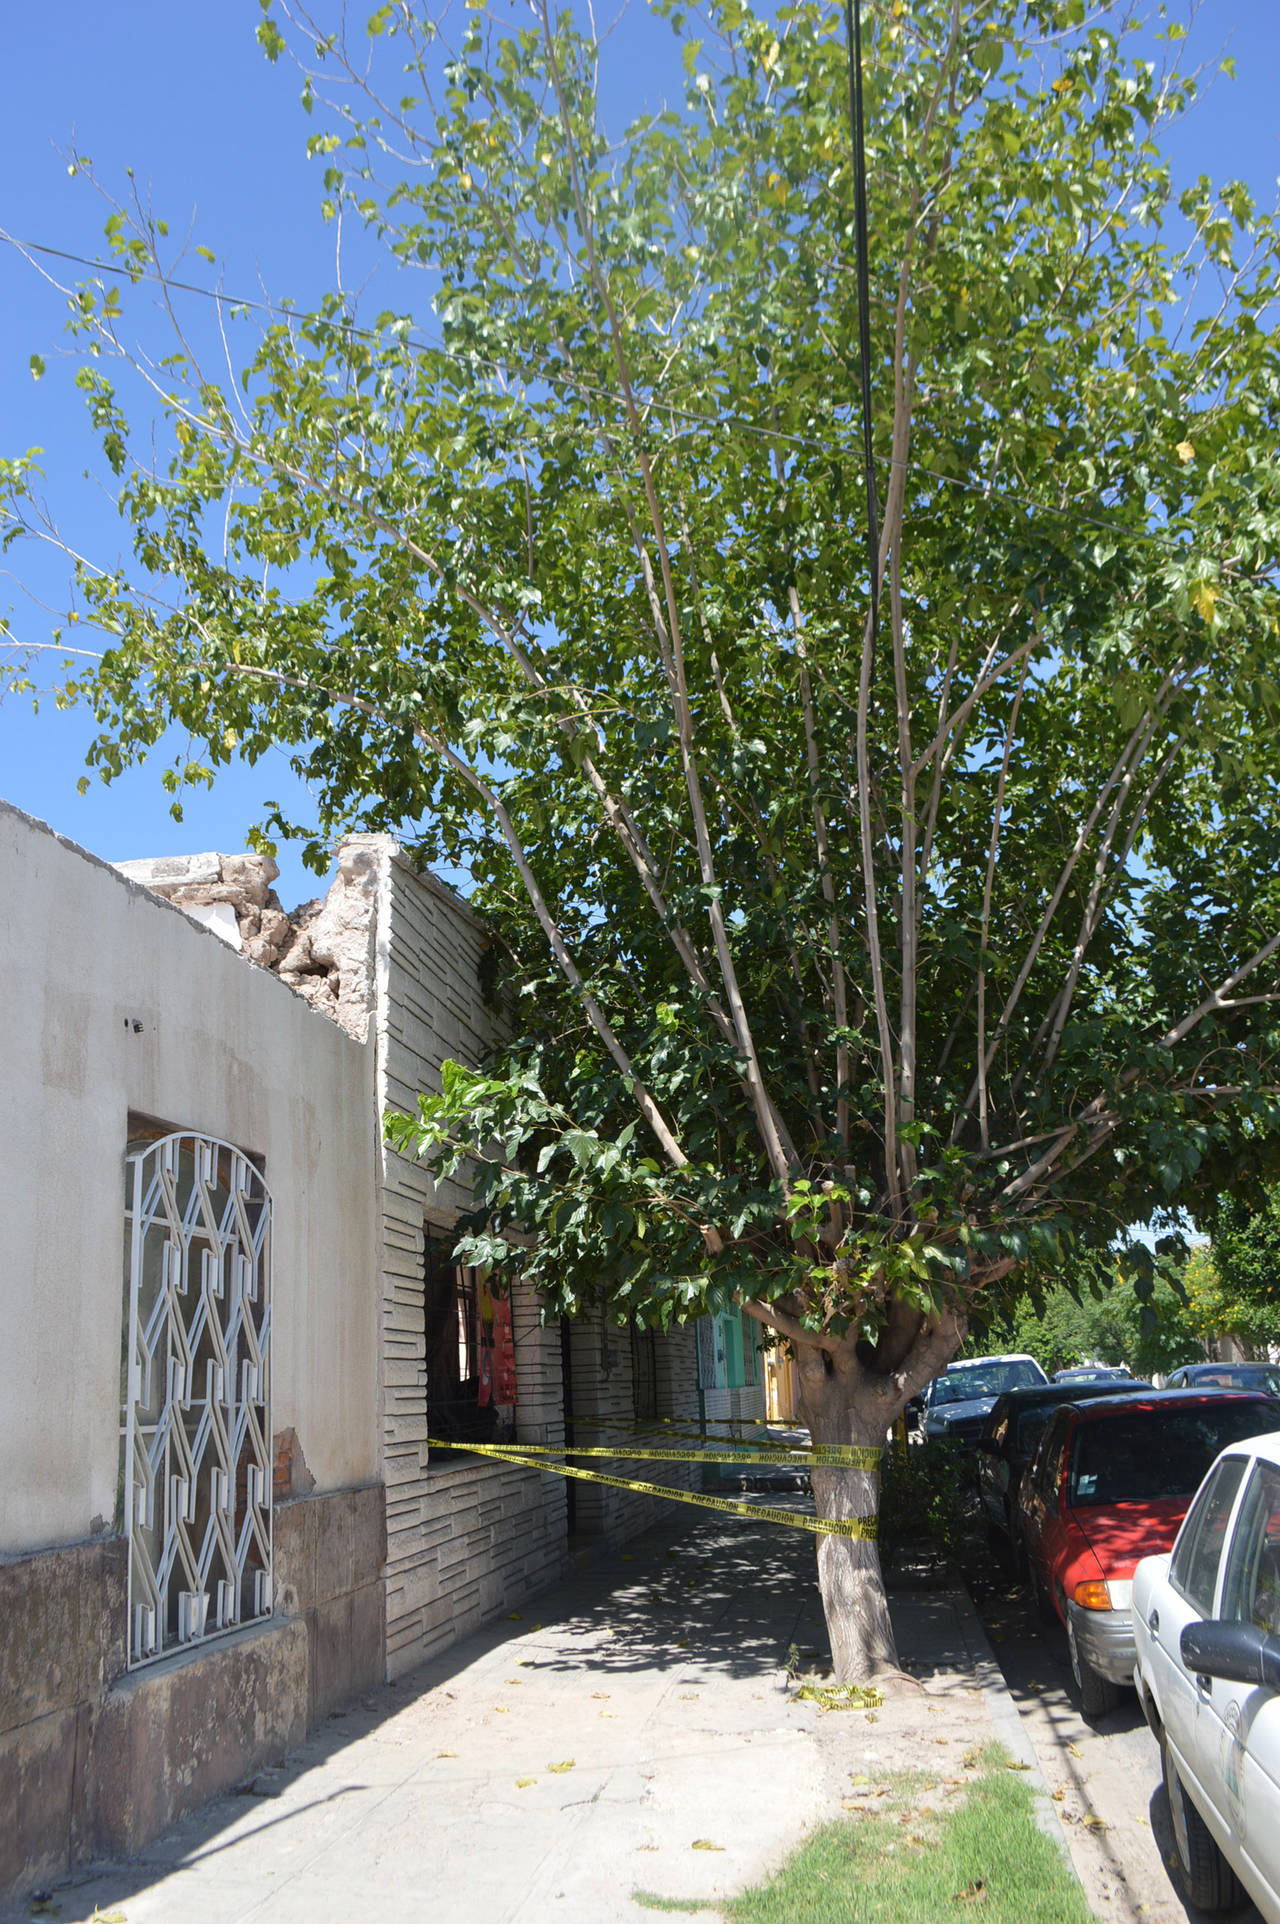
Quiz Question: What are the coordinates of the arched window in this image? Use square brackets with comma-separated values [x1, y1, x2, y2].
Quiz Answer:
[122, 1132, 272, 1666]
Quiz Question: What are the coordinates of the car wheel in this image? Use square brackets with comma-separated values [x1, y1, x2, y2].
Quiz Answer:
[1067, 1614, 1120, 1721]
[1027, 1557, 1057, 1626]
[1162, 1733, 1244, 1912]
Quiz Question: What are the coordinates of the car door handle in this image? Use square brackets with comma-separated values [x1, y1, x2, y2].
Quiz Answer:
[1147, 1608, 1159, 1634]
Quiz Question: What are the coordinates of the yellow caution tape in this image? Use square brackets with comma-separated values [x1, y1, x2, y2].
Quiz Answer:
[424, 1438, 881, 1470]
[426, 1438, 879, 1540]
[573, 1424, 883, 1469]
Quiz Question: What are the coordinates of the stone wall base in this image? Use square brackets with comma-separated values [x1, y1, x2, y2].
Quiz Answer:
[0, 1482, 386, 1906]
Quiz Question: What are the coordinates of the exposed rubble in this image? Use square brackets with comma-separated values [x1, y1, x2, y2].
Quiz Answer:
[114, 839, 384, 1042]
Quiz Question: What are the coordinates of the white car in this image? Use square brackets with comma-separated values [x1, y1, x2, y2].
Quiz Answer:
[1133, 1428, 1280, 1920]
[918, 1352, 1049, 1443]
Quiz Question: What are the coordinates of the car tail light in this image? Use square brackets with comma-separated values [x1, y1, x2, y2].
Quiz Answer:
[1072, 1578, 1132, 1611]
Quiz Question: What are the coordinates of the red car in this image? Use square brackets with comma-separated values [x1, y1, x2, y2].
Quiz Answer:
[1019, 1389, 1280, 1719]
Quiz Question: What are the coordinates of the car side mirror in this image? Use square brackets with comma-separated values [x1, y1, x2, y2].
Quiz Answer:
[1180, 1619, 1280, 1692]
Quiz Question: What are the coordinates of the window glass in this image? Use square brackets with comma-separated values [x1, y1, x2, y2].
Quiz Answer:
[1169, 1455, 1248, 1615]
[1222, 1463, 1280, 1633]
[424, 1227, 501, 1444]
[1014, 1405, 1056, 1458]
[1068, 1404, 1279, 1508]
[1035, 1419, 1067, 1505]
[931, 1361, 1044, 1405]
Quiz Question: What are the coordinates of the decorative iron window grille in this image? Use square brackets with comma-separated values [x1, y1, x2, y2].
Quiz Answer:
[122, 1132, 272, 1667]
[631, 1320, 658, 1420]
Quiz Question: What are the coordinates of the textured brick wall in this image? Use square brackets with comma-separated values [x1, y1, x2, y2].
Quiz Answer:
[371, 851, 716, 1675]
[373, 855, 574, 1675]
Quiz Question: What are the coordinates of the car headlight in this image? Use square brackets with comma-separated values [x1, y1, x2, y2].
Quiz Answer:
[1072, 1579, 1132, 1611]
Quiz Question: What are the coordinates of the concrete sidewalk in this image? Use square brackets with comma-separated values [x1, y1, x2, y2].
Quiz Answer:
[5, 1506, 1050, 1924]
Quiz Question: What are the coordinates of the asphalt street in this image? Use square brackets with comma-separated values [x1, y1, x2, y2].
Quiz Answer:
[970, 1557, 1266, 1924]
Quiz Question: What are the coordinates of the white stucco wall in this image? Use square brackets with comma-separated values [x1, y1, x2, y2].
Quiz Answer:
[0, 802, 381, 1557]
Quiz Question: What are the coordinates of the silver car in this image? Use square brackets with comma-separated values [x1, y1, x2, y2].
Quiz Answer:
[1133, 1429, 1280, 1919]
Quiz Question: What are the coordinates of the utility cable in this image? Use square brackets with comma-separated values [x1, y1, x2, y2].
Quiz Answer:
[844, 0, 881, 639]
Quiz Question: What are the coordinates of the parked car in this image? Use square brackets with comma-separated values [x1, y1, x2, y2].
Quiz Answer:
[1020, 1390, 1280, 1720]
[977, 1378, 1150, 1555]
[919, 1353, 1049, 1444]
[1052, 1364, 1133, 1385]
[1133, 1428, 1280, 1918]
[1165, 1360, 1280, 1396]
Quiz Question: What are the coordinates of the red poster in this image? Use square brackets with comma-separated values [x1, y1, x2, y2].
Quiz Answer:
[492, 1287, 518, 1405]
[477, 1275, 518, 1407]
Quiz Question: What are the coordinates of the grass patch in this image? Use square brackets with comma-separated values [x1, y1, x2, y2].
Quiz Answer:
[633, 1896, 719, 1914]
[633, 1748, 1091, 1924]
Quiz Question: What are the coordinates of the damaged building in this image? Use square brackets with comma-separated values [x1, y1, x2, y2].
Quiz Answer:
[0, 801, 765, 1905]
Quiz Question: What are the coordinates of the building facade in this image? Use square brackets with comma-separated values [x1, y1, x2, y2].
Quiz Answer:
[1, 807, 724, 1904]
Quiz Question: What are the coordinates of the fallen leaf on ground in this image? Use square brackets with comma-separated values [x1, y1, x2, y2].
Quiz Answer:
[1052, 1789, 1065, 1802]
[493, 1705, 509, 1713]
[592, 1691, 611, 1699]
[1067, 1741, 1083, 1758]
[507, 1612, 522, 1621]
[621, 1554, 635, 1561]
[676, 1637, 689, 1647]
[547, 1759, 575, 1773]
[933, 1737, 949, 1746]
[516, 1778, 536, 1789]
[1004, 1759, 1031, 1771]
[436, 1750, 458, 1759]
[1082, 1815, 1109, 1830]
[962, 1751, 980, 1769]
[692, 1839, 724, 1851]
[953, 1879, 987, 1903]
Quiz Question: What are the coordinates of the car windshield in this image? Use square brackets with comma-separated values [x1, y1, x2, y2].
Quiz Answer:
[932, 1362, 1042, 1405]
[1068, 1403, 1280, 1507]
[1190, 1365, 1280, 1394]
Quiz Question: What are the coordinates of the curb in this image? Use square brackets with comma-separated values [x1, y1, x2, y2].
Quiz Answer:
[949, 1584, 1081, 1869]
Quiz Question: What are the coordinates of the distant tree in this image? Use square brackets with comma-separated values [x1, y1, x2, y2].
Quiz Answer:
[1201, 1197, 1280, 1356]
[980, 1257, 1203, 1378]
[5, 0, 1280, 1678]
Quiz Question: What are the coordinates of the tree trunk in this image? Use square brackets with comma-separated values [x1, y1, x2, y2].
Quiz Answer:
[795, 1345, 899, 1682]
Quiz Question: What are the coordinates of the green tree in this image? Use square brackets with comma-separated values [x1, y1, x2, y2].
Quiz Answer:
[5, 0, 1280, 1678]
[983, 1259, 1204, 1378]
[1201, 1198, 1280, 1354]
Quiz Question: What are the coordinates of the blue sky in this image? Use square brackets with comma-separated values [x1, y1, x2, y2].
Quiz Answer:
[1, 0, 1277, 909]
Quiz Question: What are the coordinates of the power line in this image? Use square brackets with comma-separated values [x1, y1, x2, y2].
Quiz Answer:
[844, 0, 880, 637]
[1, 228, 1261, 570]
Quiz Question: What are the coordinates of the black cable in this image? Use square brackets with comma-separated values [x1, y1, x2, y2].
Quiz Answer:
[844, 0, 881, 637]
